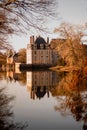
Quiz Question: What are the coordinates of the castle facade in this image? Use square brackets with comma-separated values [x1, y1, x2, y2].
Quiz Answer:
[26, 36, 58, 66]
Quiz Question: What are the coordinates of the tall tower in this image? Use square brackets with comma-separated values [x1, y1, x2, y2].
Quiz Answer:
[26, 36, 34, 64]
[26, 36, 52, 65]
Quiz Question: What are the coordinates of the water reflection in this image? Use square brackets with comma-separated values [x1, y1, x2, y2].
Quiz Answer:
[0, 70, 87, 130]
[0, 87, 28, 130]
[52, 71, 87, 130]
[6, 70, 26, 85]
[6, 70, 60, 100]
[26, 70, 59, 100]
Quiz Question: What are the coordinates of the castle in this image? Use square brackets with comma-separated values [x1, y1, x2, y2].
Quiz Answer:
[26, 36, 58, 66]
[6, 36, 58, 71]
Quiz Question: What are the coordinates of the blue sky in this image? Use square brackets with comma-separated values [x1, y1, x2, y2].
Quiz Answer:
[9, 0, 87, 51]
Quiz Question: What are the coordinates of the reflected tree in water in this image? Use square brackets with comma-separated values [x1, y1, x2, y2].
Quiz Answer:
[0, 87, 28, 130]
[17, 72, 26, 86]
[6, 71, 26, 86]
[50, 71, 87, 130]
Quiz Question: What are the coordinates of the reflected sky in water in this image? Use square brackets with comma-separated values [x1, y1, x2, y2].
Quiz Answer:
[0, 70, 87, 130]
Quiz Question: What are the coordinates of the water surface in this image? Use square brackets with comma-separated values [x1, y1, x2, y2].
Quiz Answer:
[0, 70, 87, 130]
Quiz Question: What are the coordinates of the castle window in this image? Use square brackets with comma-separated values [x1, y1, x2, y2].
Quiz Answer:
[35, 81, 37, 85]
[34, 51, 36, 54]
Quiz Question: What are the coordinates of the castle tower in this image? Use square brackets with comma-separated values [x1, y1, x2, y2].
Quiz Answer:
[26, 36, 52, 65]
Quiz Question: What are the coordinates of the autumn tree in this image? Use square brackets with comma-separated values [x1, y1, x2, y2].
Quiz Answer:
[0, 52, 7, 67]
[54, 22, 86, 67]
[17, 48, 26, 63]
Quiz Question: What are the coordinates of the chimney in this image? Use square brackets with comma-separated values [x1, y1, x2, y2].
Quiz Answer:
[47, 37, 49, 44]
[30, 36, 34, 44]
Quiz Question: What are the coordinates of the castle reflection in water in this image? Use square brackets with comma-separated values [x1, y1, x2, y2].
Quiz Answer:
[4, 69, 87, 130]
[27, 70, 59, 100]
[6, 70, 59, 100]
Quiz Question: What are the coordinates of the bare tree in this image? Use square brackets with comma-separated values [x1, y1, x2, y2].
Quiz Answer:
[0, 11, 13, 50]
[0, 0, 57, 32]
[0, 0, 57, 50]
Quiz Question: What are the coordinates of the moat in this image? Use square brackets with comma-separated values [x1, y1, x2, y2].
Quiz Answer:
[0, 70, 87, 130]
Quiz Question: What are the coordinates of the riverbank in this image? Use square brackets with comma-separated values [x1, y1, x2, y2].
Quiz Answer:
[50, 65, 87, 74]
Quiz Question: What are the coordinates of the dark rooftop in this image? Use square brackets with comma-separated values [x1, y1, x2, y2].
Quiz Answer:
[35, 36, 46, 44]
